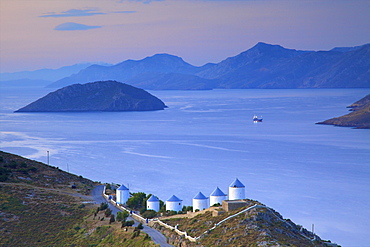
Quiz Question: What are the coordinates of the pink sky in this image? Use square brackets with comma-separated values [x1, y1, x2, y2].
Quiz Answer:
[0, 0, 369, 73]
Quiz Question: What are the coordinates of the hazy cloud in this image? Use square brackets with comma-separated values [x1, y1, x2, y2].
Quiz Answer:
[115, 0, 164, 4]
[111, 10, 137, 14]
[40, 8, 106, 18]
[54, 22, 102, 31]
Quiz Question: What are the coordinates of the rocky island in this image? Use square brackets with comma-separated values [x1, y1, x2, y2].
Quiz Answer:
[15, 80, 167, 112]
[316, 94, 370, 129]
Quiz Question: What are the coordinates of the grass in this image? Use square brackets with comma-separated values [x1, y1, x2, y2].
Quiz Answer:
[158, 202, 328, 247]
[0, 151, 158, 247]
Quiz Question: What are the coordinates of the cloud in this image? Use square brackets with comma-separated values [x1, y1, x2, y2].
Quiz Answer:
[116, 0, 163, 3]
[54, 22, 102, 31]
[40, 8, 106, 18]
[111, 10, 137, 14]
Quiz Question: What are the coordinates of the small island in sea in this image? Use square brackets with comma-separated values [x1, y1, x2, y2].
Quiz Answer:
[15, 80, 167, 112]
[316, 94, 370, 129]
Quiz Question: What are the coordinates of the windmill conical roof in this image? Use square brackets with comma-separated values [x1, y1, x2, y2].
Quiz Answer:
[193, 192, 207, 200]
[229, 178, 245, 188]
[147, 195, 159, 202]
[166, 195, 182, 202]
[210, 187, 227, 197]
[117, 184, 129, 190]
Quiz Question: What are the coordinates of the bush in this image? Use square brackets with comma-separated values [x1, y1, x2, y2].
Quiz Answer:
[28, 167, 37, 172]
[126, 192, 146, 210]
[137, 223, 144, 230]
[139, 207, 147, 214]
[131, 230, 140, 239]
[122, 220, 134, 227]
[99, 202, 108, 211]
[6, 161, 17, 169]
[109, 214, 115, 224]
[116, 211, 129, 222]
[0, 167, 10, 182]
[105, 208, 112, 217]
[142, 210, 157, 219]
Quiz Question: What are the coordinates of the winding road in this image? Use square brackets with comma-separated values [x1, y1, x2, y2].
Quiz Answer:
[92, 185, 173, 247]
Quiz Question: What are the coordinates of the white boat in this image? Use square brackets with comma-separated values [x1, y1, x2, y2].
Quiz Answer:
[253, 115, 263, 122]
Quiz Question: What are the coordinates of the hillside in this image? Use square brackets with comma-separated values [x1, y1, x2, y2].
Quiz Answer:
[0, 151, 157, 247]
[46, 42, 370, 90]
[153, 201, 335, 247]
[15, 80, 167, 112]
[316, 94, 370, 129]
[201, 42, 370, 89]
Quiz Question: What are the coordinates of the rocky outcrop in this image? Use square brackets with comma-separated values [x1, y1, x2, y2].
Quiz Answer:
[15, 80, 167, 112]
[153, 200, 330, 246]
[316, 94, 370, 129]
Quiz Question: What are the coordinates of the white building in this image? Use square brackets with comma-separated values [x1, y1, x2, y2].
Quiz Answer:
[116, 184, 129, 205]
[146, 194, 160, 212]
[192, 192, 208, 212]
[166, 195, 182, 212]
[228, 178, 245, 200]
[209, 187, 227, 206]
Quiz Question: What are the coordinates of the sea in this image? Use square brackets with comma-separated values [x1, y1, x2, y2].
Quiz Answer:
[1, 87, 369, 246]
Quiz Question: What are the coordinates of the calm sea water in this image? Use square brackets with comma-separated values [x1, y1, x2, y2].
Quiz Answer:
[1, 88, 369, 246]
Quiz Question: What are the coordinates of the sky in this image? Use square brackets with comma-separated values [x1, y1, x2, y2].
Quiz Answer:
[0, 0, 369, 73]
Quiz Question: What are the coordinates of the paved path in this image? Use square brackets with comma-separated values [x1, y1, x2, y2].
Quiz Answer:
[92, 185, 173, 247]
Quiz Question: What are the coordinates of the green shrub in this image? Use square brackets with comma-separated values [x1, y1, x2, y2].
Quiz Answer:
[137, 223, 144, 230]
[122, 220, 134, 227]
[116, 211, 129, 222]
[109, 214, 115, 224]
[105, 208, 112, 217]
[0, 167, 10, 182]
[99, 202, 108, 211]
[141, 210, 157, 219]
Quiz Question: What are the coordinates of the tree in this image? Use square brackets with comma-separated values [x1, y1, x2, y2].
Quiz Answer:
[122, 220, 134, 227]
[99, 202, 108, 211]
[142, 210, 157, 219]
[109, 214, 115, 224]
[126, 192, 146, 210]
[105, 208, 112, 217]
[137, 223, 144, 230]
[116, 211, 129, 222]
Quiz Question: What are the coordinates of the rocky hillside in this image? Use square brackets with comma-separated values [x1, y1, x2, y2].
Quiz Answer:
[0, 151, 94, 245]
[316, 94, 370, 129]
[0, 151, 157, 247]
[154, 200, 336, 247]
[15, 80, 167, 112]
[47, 42, 370, 90]
[200, 42, 369, 89]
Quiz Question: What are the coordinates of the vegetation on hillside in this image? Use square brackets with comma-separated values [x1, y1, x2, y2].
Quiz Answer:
[0, 150, 94, 194]
[0, 151, 157, 247]
[155, 200, 334, 247]
[317, 94, 370, 129]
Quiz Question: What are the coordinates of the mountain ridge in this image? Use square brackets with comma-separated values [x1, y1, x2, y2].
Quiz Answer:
[3, 42, 369, 90]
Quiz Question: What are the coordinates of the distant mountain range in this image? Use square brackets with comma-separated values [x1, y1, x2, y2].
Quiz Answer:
[2, 42, 369, 89]
[0, 62, 111, 88]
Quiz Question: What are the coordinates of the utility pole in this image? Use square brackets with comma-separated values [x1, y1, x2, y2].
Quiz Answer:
[47, 151, 50, 166]
[312, 223, 314, 234]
